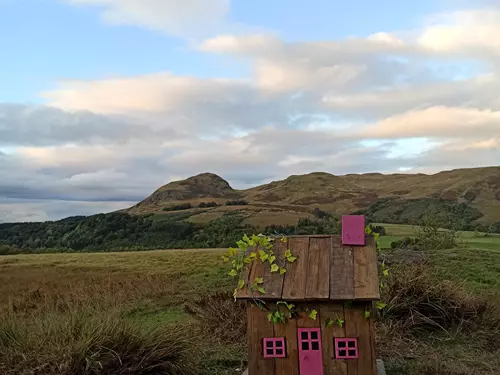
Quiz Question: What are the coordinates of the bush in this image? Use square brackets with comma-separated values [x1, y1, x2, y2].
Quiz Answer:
[224, 200, 248, 206]
[379, 265, 500, 339]
[414, 213, 459, 250]
[0, 311, 197, 375]
[184, 291, 247, 343]
[162, 203, 192, 211]
[390, 236, 420, 249]
[198, 202, 218, 208]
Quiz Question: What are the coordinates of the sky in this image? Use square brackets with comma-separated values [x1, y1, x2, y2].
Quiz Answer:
[1, 0, 500, 222]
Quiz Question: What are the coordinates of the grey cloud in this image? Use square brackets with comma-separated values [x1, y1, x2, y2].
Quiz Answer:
[0, 104, 185, 147]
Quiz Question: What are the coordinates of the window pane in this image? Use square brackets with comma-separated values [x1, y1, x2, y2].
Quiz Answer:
[338, 341, 346, 348]
[348, 340, 356, 348]
[348, 350, 357, 357]
[275, 340, 283, 348]
[266, 341, 273, 348]
[338, 350, 346, 357]
[276, 349, 283, 355]
[310, 331, 318, 340]
[301, 332, 308, 340]
[311, 341, 319, 351]
[266, 349, 274, 356]
[301, 342, 309, 351]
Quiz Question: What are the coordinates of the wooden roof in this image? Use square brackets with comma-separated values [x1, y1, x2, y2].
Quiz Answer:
[235, 235, 380, 301]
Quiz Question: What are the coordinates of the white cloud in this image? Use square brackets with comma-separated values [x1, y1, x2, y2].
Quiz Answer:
[64, 0, 231, 36]
[418, 9, 500, 55]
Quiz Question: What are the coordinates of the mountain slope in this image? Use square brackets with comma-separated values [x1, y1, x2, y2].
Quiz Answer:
[127, 166, 500, 227]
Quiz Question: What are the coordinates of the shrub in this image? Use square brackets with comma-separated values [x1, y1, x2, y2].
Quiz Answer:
[184, 291, 246, 343]
[414, 213, 459, 250]
[224, 200, 248, 206]
[198, 202, 218, 208]
[162, 203, 192, 211]
[379, 265, 500, 338]
[0, 310, 197, 375]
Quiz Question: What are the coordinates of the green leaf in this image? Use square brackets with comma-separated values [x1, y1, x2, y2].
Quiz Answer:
[238, 279, 245, 289]
[270, 264, 279, 273]
[229, 247, 237, 256]
[375, 301, 387, 310]
[287, 256, 297, 263]
[233, 288, 238, 300]
[267, 313, 273, 322]
[243, 234, 250, 243]
[257, 287, 266, 294]
[258, 250, 269, 262]
[281, 236, 287, 243]
[383, 269, 390, 277]
[325, 318, 334, 328]
[284, 249, 292, 258]
[364, 310, 371, 320]
[379, 281, 385, 290]
[268, 255, 276, 264]
[249, 252, 257, 260]
[279, 267, 287, 275]
[336, 318, 345, 328]
[228, 269, 238, 277]
[222, 255, 229, 262]
[365, 225, 373, 234]
[255, 277, 264, 284]
[374, 233, 380, 241]
[309, 309, 318, 320]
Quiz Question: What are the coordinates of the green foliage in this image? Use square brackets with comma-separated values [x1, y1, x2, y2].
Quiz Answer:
[357, 198, 484, 231]
[414, 213, 459, 250]
[162, 202, 193, 211]
[198, 201, 218, 208]
[224, 200, 248, 206]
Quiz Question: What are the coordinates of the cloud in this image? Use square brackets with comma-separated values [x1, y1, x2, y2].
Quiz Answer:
[3, 6, 500, 222]
[0, 103, 185, 147]
[362, 106, 500, 139]
[63, 0, 231, 36]
[418, 9, 500, 55]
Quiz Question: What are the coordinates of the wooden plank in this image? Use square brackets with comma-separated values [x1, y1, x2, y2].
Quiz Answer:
[260, 239, 287, 300]
[353, 237, 380, 300]
[367, 302, 378, 375]
[247, 304, 275, 375]
[296, 303, 321, 328]
[282, 237, 309, 300]
[320, 304, 348, 375]
[305, 237, 330, 300]
[236, 253, 255, 299]
[274, 316, 299, 375]
[330, 237, 355, 300]
[345, 304, 377, 375]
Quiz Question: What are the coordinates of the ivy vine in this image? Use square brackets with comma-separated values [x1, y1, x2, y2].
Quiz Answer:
[224, 226, 390, 326]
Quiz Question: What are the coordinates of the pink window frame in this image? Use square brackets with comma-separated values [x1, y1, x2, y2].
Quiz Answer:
[263, 337, 286, 358]
[334, 338, 359, 359]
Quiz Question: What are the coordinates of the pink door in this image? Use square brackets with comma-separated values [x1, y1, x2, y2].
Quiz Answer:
[298, 328, 324, 375]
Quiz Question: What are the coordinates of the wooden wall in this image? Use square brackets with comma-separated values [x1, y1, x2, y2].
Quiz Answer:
[247, 302, 377, 375]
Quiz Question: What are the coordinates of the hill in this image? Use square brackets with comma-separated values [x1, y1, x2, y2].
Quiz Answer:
[127, 166, 500, 230]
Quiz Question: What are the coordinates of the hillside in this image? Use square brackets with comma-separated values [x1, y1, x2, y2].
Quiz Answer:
[128, 166, 500, 229]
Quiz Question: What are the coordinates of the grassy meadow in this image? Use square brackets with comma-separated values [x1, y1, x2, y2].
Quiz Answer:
[1, 224, 500, 374]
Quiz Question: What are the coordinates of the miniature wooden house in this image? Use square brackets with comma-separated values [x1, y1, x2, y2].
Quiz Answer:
[236, 215, 380, 375]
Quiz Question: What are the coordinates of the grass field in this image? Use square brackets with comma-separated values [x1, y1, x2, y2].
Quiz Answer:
[376, 223, 500, 251]
[1, 224, 500, 374]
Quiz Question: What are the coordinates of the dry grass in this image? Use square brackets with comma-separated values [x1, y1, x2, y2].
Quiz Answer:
[184, 291, 247, 343]
[377, 265, 500, 375]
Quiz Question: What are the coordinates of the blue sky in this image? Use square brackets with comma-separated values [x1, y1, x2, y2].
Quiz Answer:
[0, 0, 470, 102]
[1, 0, 500, 221]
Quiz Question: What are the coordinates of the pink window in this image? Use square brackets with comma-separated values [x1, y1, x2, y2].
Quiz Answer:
[263, 337, 286, 358]
[334, 338, 359, 359]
